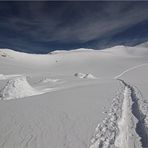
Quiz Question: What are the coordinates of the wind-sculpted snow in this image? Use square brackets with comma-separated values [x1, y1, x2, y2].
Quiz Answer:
[0, 76, 51, 100]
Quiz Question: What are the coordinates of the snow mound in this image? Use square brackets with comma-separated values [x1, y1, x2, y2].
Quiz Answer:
[74, 73, 96, 79]
[0, 76, 42, 100]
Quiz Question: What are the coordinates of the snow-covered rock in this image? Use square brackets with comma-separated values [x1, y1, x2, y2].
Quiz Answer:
[84, 73, 96, 79]
[74, 73, 96, 79]
[74, 73, 86, 78]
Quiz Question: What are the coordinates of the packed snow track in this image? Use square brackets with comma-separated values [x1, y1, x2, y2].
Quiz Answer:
[90, 79, 148, 148]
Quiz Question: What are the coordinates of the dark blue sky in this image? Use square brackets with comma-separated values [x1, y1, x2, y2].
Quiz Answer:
[0, 1, 148, 53]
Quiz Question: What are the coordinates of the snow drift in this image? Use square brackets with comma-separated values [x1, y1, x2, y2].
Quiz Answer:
[0, 76, 42, 100]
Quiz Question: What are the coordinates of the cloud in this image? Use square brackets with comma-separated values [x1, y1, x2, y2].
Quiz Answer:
[0, 1, 148, 51]
[49, 2, 148, 43]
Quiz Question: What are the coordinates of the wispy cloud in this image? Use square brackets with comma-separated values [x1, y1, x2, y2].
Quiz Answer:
[0, 1, 148, 52]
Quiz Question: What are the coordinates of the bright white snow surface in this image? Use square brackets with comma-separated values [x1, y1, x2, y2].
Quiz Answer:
[0, 76, 51, 100]
[115, 85, 141, 148]
[0, 45, 148, 148]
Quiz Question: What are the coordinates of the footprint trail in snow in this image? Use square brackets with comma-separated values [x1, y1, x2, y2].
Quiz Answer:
[115, 80, 141, 148]
[90, 79, 148, 148]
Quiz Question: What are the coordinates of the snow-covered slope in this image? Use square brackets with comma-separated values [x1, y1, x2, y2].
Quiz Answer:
[0, 44, 148, 148]
[102, 45, 148, 57]
[135, 41, 148, 48]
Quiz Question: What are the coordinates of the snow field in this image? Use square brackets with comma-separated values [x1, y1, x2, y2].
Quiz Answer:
[0, 45, 148, 148]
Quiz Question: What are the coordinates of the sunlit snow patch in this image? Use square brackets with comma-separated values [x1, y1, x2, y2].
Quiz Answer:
[42, 78, 60, 83]
[0, 76, 50, 100]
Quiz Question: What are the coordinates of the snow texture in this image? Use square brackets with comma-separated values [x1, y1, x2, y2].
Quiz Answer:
[74, 73, 96, 79]
[89, 83, 123, 148]
[90, 80, 148, 148]
[0, 45, 148, 148]
[0, 74, 5, 80]
[115, 83, 141, 148]
[0, 76, 44, 100]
